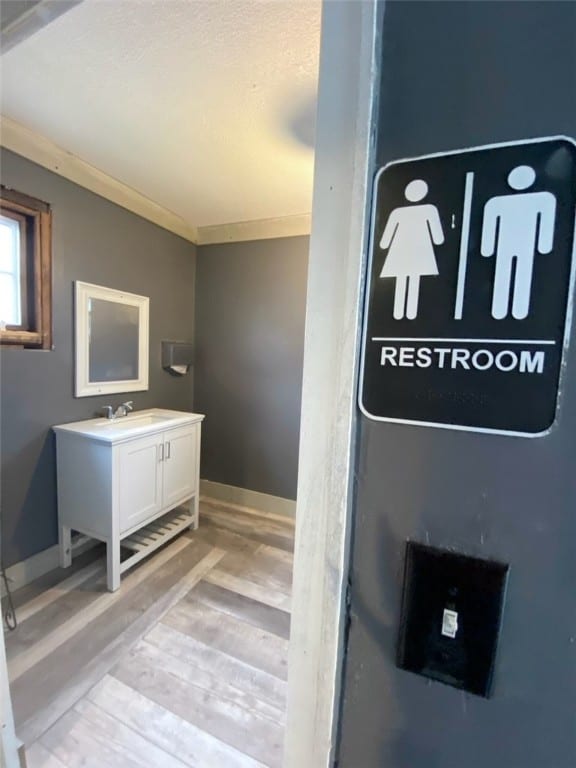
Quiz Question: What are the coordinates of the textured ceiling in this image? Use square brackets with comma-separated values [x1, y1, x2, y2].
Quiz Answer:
[0, 0, 321, 229]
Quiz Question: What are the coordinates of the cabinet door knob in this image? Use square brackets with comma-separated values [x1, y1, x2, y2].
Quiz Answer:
[159, 443, 164, 462]
[166, 441, 171, 459]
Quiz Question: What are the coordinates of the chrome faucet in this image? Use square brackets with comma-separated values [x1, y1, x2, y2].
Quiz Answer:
[101, 401, 134, 420]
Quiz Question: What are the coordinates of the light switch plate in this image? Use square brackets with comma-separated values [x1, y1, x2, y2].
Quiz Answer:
[397, 541, 509, 697]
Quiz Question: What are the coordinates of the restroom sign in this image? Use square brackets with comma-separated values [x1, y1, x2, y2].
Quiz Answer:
[359, 137, 576, 436]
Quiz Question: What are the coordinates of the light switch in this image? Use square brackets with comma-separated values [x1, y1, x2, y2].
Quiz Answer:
[396, 541, 509, 697]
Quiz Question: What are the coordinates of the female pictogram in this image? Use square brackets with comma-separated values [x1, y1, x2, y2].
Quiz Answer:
[379, 179, 445, 320]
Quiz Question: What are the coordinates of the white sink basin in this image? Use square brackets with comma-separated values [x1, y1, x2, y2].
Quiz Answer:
[53, 409, 204, 442]
[93, 413, 173, 429]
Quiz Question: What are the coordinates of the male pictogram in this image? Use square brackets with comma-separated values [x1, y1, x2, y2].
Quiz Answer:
[481, 165, 556, 320]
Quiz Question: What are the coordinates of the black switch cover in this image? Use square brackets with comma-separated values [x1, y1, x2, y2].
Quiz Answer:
[397, 542, 509, 697]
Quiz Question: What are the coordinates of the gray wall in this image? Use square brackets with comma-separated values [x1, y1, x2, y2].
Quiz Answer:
[195, 237, 308, 500]
[1, 149, 196, 568]
[338, 2, 576, 767]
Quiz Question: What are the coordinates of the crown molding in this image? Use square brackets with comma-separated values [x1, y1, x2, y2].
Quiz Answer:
[0, 115, 199, 243]
[0, 116, 312, 246]
[197, 213, 312, 245]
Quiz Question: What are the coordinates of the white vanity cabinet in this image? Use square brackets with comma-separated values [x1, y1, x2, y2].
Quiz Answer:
[117, 423, 198, 532]
[54, 409, 204, 591]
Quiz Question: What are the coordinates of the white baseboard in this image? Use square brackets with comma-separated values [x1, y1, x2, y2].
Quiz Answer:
[200, 479, 296, 520]
[1, 536, 96, 598]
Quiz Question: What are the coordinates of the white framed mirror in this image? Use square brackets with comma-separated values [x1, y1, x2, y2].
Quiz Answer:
[75, 281, 149, 397]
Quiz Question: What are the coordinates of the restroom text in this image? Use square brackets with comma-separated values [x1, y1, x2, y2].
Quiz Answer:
[379, 346, 545, 374]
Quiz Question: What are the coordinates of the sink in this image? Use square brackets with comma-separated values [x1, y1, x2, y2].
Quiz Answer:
[94, 413, 171, 428]
[53, 408, 204, 442]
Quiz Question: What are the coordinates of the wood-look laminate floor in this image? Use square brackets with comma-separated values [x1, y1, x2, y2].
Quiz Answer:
[4, 500, 294, 768]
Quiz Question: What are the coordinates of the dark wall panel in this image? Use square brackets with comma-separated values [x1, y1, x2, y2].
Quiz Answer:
[1, 149, 196, 567]
[195, 237, 308, 500]
[338, 2, 576, 767]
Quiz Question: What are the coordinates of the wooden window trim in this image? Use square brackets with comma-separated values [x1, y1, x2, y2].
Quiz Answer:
[0, 186, 52, 349]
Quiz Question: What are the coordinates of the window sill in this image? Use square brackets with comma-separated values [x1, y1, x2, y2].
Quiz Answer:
[0, 330, 47, 348]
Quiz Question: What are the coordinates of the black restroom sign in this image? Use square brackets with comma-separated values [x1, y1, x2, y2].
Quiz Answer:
[359, 137, 576, 435]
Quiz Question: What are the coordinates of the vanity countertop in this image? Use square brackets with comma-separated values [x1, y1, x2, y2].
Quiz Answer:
[53, 408, 205, 443]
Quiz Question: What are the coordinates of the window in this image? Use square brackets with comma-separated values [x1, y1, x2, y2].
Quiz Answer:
[0, 186, 52, 348]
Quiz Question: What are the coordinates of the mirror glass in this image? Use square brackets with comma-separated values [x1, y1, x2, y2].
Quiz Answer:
[89, 299, 139, 382]
[75, 282, 149, 397]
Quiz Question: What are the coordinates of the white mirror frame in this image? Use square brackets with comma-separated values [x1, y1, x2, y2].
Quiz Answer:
[74, 281, 149, 398]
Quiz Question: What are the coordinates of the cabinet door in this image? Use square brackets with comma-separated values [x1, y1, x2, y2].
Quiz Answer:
[118, 434, 163, 533]
[162, 424, 198, 509]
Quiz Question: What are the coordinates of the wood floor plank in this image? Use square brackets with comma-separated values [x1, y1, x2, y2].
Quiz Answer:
[204, 568, 292, 613]
[40, 707, 156, 768]
[256, 544, 294, 566]
[200, 505, 295, 541]
[6, 568, 105, 661]
[5, 546, 105, 613]
[11, 503, 293, 767]
[189, 523, 261, 556]
[217, 548, 293, 596]
[13, 542, 224, 746]
[190, 580, 291, 639]
[11, 561, 104, 625]
[87, 675, 268, 768]
[199, 509, 294, 553]
[127, 638, 284, 723]
[162, 598, 289, 680]
[145, 621, 287, 712]
[74, 698, 189, 767]
[200, 499, 296, 535]
[8, 536, 191, 682]
[191, 527, 293, 569]
[25, 742, 68, 768]
[191, 524, 293, 595]
[200, 500, 296, 528]
[112, 645, 284, 768]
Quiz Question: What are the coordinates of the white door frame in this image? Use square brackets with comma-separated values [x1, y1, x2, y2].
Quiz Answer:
[1, 619, 20, 767]
[284, 2, 380, 767]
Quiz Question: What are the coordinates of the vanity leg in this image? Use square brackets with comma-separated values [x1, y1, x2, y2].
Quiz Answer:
[190, 495, 199, 531]
[59, 525, 72, 568]
[107, 537, 121, 592]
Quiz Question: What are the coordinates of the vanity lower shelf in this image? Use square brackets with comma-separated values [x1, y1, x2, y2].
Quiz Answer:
[119, 506, 193, 572]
